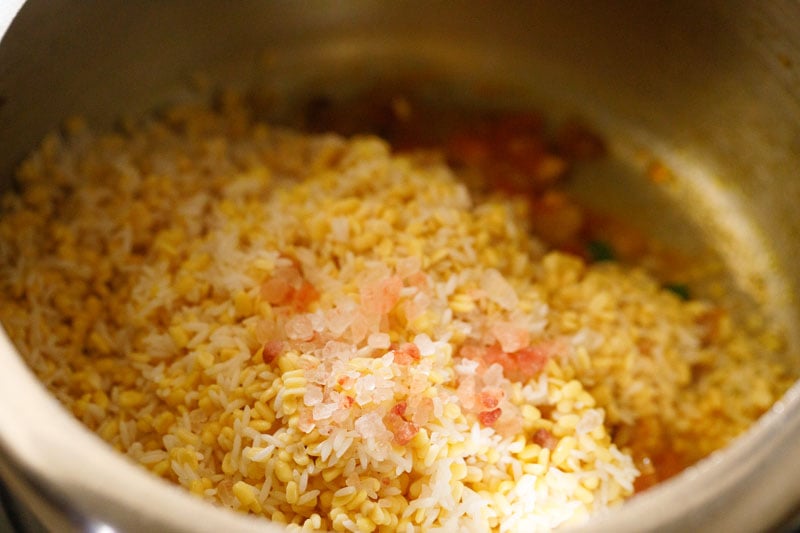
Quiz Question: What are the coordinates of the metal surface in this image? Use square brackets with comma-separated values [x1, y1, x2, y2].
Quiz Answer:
[0, 1, 798, 532]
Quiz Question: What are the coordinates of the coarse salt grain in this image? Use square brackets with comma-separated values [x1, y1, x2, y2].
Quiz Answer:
[304, 385, 324, 406]
[354, 412, 387, 439]
[367, 332, 391, 350]
[325, 307, 354, 337]
[455, 358, 479, 376]
[414, 333, 436, 357]
[482, 269, 518, 310]
[322, 340, 354, 361]
[492, 322, 529, 354]
[312, 402, 338, 421]
[285, 315, 314, 341]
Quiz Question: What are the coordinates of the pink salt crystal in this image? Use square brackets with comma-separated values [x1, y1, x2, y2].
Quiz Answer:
[493, 407, 523, 437]
[370, 379, 394, 404]
[295, 341, 320, 356]
[285, 315, 314, 341]
[297, 409, 315, 433]
[411, 397, 434, 427]
[396, 256, 421, 279]
[384, 403, 419, 446]
[413, 334, 435, 357]
[331, 401, 352, 424]
[456, 376, 476, 410]
[325, 306, 354, 337]
[380, 351, 395, 365]
[281, 264, 304, 287]
[393, 343, 420, 365]
[491, 322, 530, 354]
[309, 312, 326, 332]
[322, 340, 355, 361]
[336, 375, 354, 389]
[306, 364, 329, 385]
[477, 342, 551, 383]
[459, 344, 484, 361]
[477, 387, 505, 410]
[481, 269, 518, 310]
[354, 375, 378, 406]
[483, 363, 506, 388]
[261, 277, 292, 305]
[355, 412, 386, 439]
[312, 402, 338, 421]
[391, 401, 407, 416]
[478, 408, 502, 427]
[391, 422, 418, 446]
[367, 332, 391, 350]
[361, 276, 404, 315]
[455, 358, 479, 376]
[348, 312, 371, 344]
[369, 439, 391, 462]
[408, 373, 430, 396]
[304, 385, 324, 406]
[291, 281, 319, 312]
[403, 292, 430, 321]
[510, 345, 551, 381]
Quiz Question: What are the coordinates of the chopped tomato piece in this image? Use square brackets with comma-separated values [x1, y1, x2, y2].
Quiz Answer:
[633, 450, 686, 493]
[528, 191, 585, 246]
[445, 111, 568, 194]
[556, 120, 606, 160]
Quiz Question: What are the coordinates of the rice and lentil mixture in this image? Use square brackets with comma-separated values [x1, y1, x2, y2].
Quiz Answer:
[0, 91, 792, 532]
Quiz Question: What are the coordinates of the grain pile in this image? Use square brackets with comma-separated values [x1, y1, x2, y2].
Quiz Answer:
[0, 92, 792, 532]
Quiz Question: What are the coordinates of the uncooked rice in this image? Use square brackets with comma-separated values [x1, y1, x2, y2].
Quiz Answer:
[0, 91, 792, 532]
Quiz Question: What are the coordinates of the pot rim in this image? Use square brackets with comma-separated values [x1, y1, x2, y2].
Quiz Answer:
[0, 1, 799, 531]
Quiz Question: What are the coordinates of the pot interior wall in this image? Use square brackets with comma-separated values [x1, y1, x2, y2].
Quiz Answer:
[1, 0, 798, 353]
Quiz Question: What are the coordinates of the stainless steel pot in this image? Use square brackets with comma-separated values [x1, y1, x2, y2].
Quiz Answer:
[0, 1, 798, 531]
